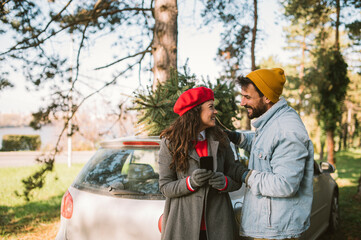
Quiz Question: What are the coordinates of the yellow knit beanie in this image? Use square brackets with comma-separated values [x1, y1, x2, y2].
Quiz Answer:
[246, 68, 286, 103]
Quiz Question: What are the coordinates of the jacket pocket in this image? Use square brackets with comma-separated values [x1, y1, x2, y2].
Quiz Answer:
[252, 148, 272, 172]
[267, 196, 272, 228]
[267, 197, 272, 227]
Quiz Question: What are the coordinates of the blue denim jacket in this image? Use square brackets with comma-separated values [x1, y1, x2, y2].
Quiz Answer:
[239, 97, 314, 239]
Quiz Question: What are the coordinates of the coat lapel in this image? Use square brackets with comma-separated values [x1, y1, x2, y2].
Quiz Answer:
[208, 139, 219, 172]
[188, 134, 219, 172]
[189, 147, 200, 162]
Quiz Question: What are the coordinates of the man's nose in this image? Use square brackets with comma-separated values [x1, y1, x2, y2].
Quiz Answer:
[240, 98, 246, 106]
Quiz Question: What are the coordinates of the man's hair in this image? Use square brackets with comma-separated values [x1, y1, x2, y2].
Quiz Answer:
[236, 75, 264, 97]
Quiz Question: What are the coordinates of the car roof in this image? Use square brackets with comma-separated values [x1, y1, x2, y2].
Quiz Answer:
[100, 135, 161, 148]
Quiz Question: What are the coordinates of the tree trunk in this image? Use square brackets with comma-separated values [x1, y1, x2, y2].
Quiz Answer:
[326, 130, 336, 166]
[335, 0, 340, 50]
[346, 103, 352, 148]
[319, 138, 325, 161]
[152, 0, 178, 90]
[246, 0, 258, 131]
[297, 35, 306, 115]
[355, 173, 361, 200]
[343, 122, 348, 150]
[251, 0, 257, 72]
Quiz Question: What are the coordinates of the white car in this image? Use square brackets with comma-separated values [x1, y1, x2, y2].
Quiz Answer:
[56, 136, 339, 240]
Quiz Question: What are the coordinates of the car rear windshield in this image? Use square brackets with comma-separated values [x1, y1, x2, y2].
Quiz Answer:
[73, 147, 164, 199]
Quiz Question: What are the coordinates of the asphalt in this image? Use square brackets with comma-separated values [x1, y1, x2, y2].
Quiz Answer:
[0, 151, 96, 168]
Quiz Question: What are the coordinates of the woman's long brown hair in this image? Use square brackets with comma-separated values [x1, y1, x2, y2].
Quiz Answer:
[160, 104, 227, 173]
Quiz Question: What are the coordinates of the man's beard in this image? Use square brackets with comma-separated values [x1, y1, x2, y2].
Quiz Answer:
[245, 102, 268, 119]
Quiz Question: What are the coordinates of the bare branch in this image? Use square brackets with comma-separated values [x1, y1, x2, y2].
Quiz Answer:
[37, 0, 74, 39]
[0, 4, 153, 56]
[98, 102, 125, 136]
[0, 21, 78, 56]
[72, 22, 90, 89]
[95, 7, 153, 17]
[94, 47, 152, 70]
[72, 0, 112, 89]
[1, 1, 73, 55]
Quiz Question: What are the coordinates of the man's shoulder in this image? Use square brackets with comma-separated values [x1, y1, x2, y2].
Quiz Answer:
[274, 105, 304, 125]
[269, 109, 309, 137]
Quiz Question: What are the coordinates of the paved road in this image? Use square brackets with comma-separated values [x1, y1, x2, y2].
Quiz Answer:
[0, 151, 95, 168]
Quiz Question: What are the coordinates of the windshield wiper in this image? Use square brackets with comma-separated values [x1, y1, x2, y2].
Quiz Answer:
[108, 186, 145, 195]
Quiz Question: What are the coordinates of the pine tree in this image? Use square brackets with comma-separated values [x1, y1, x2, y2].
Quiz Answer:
[133, 69, 240, 136]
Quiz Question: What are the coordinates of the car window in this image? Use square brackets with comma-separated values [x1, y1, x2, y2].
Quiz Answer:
[73, 144, 247, 199]
[73, 147, 162, 197]
[229, 142, 249, 167]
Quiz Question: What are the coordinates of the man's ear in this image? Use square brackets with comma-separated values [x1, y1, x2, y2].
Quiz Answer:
[263, 96, 272, 104]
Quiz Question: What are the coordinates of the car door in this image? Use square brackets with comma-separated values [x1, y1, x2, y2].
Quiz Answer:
[302, 161, 330, 240]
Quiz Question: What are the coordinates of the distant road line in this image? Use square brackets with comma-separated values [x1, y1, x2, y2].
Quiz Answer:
[0, 151, 95, 168]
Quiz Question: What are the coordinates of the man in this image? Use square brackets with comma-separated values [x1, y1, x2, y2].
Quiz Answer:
[227, 68, 314, 240]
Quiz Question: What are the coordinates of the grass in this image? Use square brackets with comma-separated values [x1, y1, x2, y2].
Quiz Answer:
[0, 150, 360, 239]
[0, 163, 84, 239]
[318, 149, 361, 240]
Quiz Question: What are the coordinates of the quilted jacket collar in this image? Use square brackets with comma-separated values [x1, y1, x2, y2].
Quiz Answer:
[253, 97, 288, 130]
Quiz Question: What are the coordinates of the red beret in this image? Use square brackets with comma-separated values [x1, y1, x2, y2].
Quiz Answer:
[173, 87, 214, 116]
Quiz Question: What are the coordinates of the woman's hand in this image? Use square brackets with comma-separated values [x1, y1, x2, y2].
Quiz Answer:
[209, 172, 227, 190]
[190, 169, 213, 188]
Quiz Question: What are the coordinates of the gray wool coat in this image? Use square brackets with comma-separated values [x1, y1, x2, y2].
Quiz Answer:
[158, 134, 242, 240]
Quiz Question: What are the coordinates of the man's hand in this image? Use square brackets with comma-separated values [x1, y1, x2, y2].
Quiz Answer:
[224, 130, 241, 145]
[209, 172, 227, 190]
[190, 169, 213, 188]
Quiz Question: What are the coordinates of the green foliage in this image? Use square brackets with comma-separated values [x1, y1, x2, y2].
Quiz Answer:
[204, 78, 240, 130]
[132, 70, 196, 136]
[282, 0, 333, 28]
[344, 73, 361, 148]
[132, 69, 240, 136]
[305, 48, 350, 132]
[1, 134, 41, 151]
[0, 79, 13, 91]
[14, 155, 55, 202]
[346, 20, 361, 44]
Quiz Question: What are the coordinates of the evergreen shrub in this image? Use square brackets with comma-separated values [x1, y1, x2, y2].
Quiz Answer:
[132, 68, 240, 135]
[1, 134, 41, 151]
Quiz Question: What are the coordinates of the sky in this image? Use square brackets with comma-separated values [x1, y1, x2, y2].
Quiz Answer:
[0, 0, 288, 115]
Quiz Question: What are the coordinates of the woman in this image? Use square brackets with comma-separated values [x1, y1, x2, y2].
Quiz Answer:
[158, 86, 245, 240]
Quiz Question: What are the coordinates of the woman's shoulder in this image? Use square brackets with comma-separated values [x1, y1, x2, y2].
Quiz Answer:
[159, 137, 174, 158]
[160, 136, 175, 150]
[160, 136, 169, 145]
[206, 127, 229, 145]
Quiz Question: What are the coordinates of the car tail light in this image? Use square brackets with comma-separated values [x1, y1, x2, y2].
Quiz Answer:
[61, 190, 73, 219]
[122, 141, 159, 146]
[158, 214, 163, 233]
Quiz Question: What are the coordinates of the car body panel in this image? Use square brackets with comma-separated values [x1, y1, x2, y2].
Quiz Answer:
[300, 162, 338, 240]
[56, 186, 164, 240]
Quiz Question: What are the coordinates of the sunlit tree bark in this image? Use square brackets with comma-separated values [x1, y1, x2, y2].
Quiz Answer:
[251, 0, 257, 72]
[246, 0, 258, 130]
[152, 0, 178, 90]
